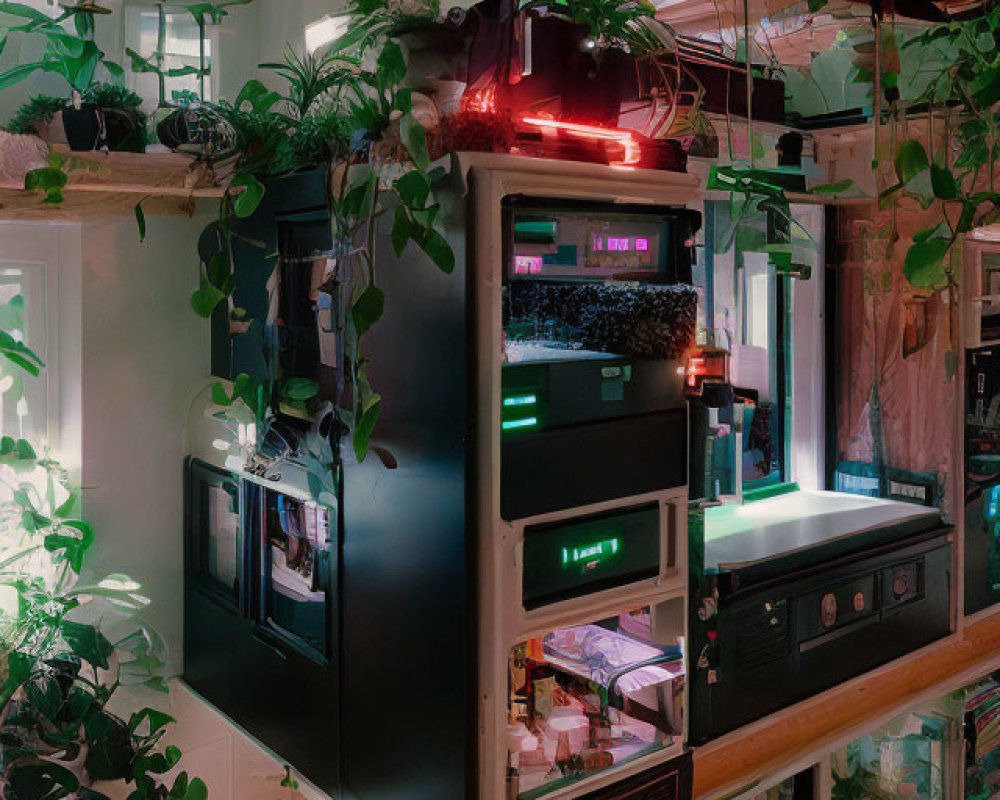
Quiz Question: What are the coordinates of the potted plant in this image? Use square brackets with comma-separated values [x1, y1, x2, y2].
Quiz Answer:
[3, 94, 68, 141]
[79, 83, 147, 152]
[0, 1, 126, 150]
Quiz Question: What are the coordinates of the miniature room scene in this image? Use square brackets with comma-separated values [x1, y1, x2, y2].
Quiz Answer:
[0, 0, 997, 798]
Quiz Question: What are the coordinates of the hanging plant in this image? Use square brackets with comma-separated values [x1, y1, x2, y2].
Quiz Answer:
[878, 8, 1000, 289]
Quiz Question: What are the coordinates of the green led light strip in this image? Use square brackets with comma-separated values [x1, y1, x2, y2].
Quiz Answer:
[503, 394, 538, 407]
[502, 417, 538, 430]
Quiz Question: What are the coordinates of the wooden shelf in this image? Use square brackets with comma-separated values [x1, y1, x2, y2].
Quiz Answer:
[0, 143, 227, 218]
[693, 612, 1000, 798]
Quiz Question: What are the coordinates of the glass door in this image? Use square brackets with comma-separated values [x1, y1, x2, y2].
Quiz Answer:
[187, 459, 246, 612]
[258, 486, 332, 661]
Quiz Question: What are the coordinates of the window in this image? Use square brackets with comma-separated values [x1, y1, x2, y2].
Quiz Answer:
[698, 199, 793, 492]
[125, 3, 212, 106]
[0, 263, 47, 448]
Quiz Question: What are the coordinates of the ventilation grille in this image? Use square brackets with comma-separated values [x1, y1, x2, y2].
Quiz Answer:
[734, 598, 790, 670]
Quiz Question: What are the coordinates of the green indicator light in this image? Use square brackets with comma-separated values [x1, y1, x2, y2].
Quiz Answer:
[502, 417, 538, 430]
[503, 394, 538, 407]
[561, 537, 621, 567]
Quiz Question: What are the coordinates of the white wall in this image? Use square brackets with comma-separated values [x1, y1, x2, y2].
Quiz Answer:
[79, 208, 213, 675]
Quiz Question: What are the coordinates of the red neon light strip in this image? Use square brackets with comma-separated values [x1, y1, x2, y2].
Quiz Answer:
[520, 116, 641, 166]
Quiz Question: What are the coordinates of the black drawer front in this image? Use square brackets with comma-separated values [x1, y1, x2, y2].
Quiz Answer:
[689, 535, 952, 746]
[579, 751, 692, 800]
[501, 409, 687, 520]
[797, 573, 877, 644]
[522, 504, 660, 610]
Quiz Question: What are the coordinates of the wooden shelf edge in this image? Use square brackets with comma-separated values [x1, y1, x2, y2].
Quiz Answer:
[0, 181, 226, 199]
[692, 611, 1000, 798]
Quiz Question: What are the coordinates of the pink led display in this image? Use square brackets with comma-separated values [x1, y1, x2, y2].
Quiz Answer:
[514, 255, 544, 275]
[591, 236, 604, 251]
[607, 237, 630, 251]
[635, 237, 649, 251]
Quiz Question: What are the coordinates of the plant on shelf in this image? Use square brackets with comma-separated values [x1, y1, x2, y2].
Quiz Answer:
[876, 7, 1000, 290]
[186, 6, 455, 470]
[0, 294, 206, 800]
[3, 95, 67, 137]
[527, 0, 661, 54]
[0, 1, 129, 150]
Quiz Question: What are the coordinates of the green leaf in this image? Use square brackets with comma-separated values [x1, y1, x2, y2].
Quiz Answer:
[190, 280, 226, 318]
[811, 179, 854, 195]
[894, 139, 929, 184]
[211, 381, 232, 406]
[391, 205, 412, 257]
[904, 237, 950, 289]
[956, 137, 989, 171]
[415, 227, 455, 274]
[231, 172, 265, 218]
[62, 621, 114, 669]
[84, 712, 134, 782]
[394, 169, 430, 209]
[399, 113, 430, 171]
[128, 707, 176, 736]
[206, 251, 231, 290]
[973, 69, 1000, 107]
[125, 47, 159, 74]
[376, 40, 406, 88]
[351, 285, 385, 338]
[976, 31, 995, 51]
[7, 761, 80, 800]
[0, 60, 45, 90]
[353, 399, 380, 462]
[281, 377, 319, 401]
[134, 198, 147, 243]
[930, 163, 958, 200]
[186, 778, 208, 800]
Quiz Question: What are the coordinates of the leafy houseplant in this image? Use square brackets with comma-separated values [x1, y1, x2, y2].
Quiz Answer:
[0, 1, 127, 150]
[80, 83, 147, 152]
[878, 6, 1000, 289]
[186, 14, 455, 472]
[3, 95, 67, 137]
[0, 294, 206, 800]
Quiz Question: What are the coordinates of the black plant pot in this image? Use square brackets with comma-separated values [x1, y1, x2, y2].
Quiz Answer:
[61, 106, 101, 151]
[102, 108, 145, 153]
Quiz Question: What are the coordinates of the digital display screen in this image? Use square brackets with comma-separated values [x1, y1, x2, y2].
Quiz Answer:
[561, 537, 621, 566]
[514, 255, 544, 275]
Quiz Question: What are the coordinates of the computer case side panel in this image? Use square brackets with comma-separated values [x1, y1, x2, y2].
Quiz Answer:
[339, 186, 474, 799]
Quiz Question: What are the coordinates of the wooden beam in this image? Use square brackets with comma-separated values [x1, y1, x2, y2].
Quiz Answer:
[693, 611, 1000, 797]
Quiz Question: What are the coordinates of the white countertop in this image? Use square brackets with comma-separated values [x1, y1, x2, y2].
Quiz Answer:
[704, 490, 941, 571]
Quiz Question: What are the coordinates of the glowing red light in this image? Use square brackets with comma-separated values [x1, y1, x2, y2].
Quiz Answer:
[520, 116, 642, 166]
[464, 85, 497, 114]
[686, 356, 707, 388]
